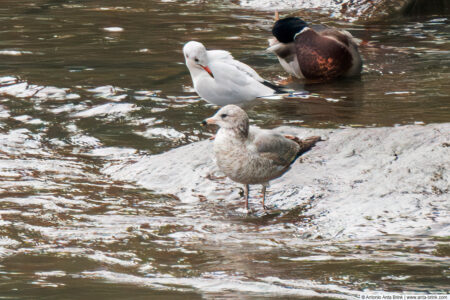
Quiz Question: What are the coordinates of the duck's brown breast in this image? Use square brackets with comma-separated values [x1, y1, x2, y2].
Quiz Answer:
[295, 29, 353, 80]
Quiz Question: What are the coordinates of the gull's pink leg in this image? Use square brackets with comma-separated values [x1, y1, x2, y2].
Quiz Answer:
[261, 185, 267, 210]
[244, 184, 250, 210]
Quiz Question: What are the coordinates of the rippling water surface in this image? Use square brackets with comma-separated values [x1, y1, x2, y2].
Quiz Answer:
[0, 0, 449, 298]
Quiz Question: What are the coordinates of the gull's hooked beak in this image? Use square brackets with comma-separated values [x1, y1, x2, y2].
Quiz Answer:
[200, 117, 216, 127]
[200, 65, 214, 78]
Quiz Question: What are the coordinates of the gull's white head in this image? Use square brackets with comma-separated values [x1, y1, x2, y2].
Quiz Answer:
[203, 105, 249, 137]
[183, 41, 214, 78]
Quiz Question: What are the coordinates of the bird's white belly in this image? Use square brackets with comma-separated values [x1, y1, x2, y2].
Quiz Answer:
[279, 56, 304, 79]
[196, 82, 251, 105]
[195, 79, 256, 105]
[193, 69, 274, 106]
[344, 44, 363, 77]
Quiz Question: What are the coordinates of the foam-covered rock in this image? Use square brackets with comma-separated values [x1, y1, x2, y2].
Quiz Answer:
[103, 123, 449, 240]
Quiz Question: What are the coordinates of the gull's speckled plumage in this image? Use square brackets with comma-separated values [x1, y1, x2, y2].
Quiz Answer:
[204, 105, 320, 210]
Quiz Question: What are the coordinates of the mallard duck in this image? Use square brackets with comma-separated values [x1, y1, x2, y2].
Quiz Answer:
[267, 17, 362, 80]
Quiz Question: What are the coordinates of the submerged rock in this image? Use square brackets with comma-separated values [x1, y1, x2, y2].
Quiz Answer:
[103, 123, 449, 240]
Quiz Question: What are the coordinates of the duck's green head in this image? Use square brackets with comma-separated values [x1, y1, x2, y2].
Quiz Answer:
[272, 17, 308, 44]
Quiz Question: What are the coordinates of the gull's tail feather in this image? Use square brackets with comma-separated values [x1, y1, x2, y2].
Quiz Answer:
[285, 135, 322, 163]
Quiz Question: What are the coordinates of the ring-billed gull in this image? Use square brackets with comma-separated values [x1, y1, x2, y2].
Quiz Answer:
[267, 16, 362, 80]
[183, 41, 285, 106]
[202, 105, 321, 210]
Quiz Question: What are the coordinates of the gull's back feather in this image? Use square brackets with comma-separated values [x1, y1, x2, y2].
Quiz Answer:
[250, 128, 300, 167]
[208, 50, 265, 83]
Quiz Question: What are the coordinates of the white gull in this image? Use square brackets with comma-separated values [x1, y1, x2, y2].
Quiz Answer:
[202, 105, 321, 210]
[183, 41, 284, 106]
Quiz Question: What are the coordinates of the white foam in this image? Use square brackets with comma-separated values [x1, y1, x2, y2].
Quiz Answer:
[0, 50, 32, 56]
[78, 270, 353, 298]
[103, 27, 124, 32]
[72, 103, 140, 118]
[136, 127, 185, 140]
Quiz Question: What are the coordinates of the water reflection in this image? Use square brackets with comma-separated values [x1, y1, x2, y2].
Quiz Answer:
[0, 0, 449, 298]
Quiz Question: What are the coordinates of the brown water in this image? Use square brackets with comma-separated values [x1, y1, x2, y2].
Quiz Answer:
[0, 0, 449, 299]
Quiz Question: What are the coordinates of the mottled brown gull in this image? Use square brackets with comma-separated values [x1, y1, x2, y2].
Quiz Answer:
[202, 105, 321, 210]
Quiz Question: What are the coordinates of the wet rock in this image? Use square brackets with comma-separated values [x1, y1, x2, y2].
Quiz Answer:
[239, 0, 449, 21]
[402, 0, 450, 16]
[103, 123, 449, 240]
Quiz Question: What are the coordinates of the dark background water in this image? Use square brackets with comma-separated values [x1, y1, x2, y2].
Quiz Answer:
[0, 0, 449, 298]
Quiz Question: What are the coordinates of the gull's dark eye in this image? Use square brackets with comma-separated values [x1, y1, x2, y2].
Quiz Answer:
[194, 58, 199, 63]
[220, 113, 227, 119]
